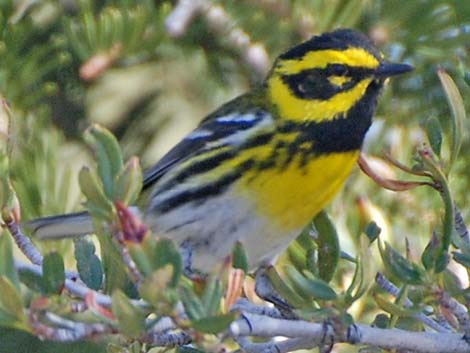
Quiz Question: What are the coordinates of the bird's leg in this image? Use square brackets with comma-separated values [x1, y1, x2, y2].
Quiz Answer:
[179, 240, 205, 280]
[254, 267, 297, 320]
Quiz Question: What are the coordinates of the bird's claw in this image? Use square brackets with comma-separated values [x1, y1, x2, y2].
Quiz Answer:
[254, 269, 297, 320]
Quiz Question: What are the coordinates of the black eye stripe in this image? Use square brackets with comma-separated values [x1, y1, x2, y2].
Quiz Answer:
[282, 65, 375, 79]
[281, 66, 372, 101]
[325, 64, 374, 77]
[327, 64, 349, 76]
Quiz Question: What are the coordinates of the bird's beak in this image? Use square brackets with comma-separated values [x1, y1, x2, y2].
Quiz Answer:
[375, 62, 414, 78]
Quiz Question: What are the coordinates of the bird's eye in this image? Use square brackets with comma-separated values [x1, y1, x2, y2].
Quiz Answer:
[328, 64, 348, 76]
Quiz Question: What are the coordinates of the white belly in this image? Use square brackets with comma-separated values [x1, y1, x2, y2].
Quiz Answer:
[144, 191, 300, 273]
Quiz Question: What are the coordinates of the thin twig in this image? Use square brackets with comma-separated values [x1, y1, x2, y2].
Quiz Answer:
[375, 272, 450, 333]
[165, 0, 209, 37]
[165, 0, 270, 78]
[5, 215, 43, 265]
[5, 217, 80, 280]
[382, 150, 432, 177]
[112, 229, 144, 286]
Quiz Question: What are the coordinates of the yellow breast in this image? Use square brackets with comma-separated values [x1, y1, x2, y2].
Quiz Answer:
[237, 150, 359, 231]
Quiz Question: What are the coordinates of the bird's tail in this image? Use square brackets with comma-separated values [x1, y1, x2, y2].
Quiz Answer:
[25, 211, 94, 239]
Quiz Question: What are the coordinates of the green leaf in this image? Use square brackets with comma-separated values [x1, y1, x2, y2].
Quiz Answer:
[18, 268, 46, 294]
[113, 157, 142, 205]
[374, 293, 422, 317]
[434, 252, 450, 273]
[0, 276, 28, 330]
[421, 233, 440, 270]
[266, 266, 309, 308]
[96, 226, 136, 296]
[0, 234, 19, 290]
[306, 248, 318, 277]
[452, 251, 470, 267]
[0, 154, 14, 210]
[42, 252, 65, 294]
[287, 241, 309, 272]
[313, 211, 339, 283]
[0, 327, 105, 353]
[191, 312, 236, 334]
[74, 238, 103, 290]
[425, 116, 443, 156]
[111, 290, 146, 338]
[379, 241, 426, 285]
[138, 266, 177, 313]
[180, 285, 205, 321]
[284, 265, 337, 301]
[78, 166, 113, 220]
[344, 257, 366, 306]
[127, 236, 156, 277]
[153, 239, 182, 287]
[232, 241, 248, 272]
[437, 68, 466, 170]
[420, 150, 454, 273]
[84, 125, 124, 199]
[107, 343, 129, 353]
[464, 72, 470, 87]
[201, 279, 223, 315]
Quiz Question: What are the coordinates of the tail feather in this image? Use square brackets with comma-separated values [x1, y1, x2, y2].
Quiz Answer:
[25, 211, 94, 239]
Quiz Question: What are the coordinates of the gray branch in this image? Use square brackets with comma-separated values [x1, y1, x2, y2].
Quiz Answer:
[235, 336, 318, 353]
[230, 313, 470, 353]
[6, 216, 43, 265]
[15, 260, 147, 309]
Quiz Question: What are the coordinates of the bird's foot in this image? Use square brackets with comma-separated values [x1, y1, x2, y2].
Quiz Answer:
[254, 268, 298, 320]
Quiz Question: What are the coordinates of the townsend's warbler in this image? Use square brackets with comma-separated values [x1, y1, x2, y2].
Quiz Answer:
[29, 29, 412, 273]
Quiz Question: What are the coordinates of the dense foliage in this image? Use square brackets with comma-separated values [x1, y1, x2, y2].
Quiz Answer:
[1, 1, 470, 353]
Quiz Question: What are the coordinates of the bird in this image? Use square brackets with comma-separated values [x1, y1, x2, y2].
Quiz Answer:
[28, 28, 413, 274]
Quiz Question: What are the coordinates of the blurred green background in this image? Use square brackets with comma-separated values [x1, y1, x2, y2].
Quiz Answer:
[1, 0, 470, 351]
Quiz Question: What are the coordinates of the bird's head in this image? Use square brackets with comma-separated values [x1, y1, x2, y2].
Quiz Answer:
[266, 28, 413, 123]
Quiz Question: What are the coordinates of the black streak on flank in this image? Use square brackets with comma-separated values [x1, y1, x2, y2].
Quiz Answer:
[152, 159, 256, 213]
[154, 132, 274, 193]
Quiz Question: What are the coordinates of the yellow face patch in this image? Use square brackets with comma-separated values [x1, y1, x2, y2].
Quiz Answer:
[268, 75, 372, 122]
[277, 48, 379, 75]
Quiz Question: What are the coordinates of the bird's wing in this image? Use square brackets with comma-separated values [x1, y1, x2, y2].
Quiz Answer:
[143, 94, 273, 190]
